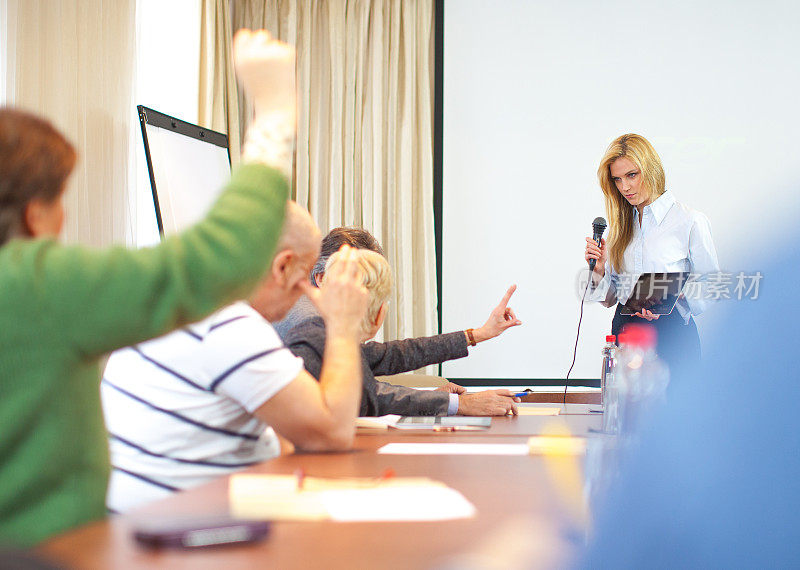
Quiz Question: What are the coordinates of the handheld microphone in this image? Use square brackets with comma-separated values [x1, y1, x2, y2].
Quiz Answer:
[588, 217, 607, 272]
[565, 216, 609, 405]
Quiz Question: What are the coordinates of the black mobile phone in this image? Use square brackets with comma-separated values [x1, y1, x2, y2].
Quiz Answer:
[132, 515, 270, 549]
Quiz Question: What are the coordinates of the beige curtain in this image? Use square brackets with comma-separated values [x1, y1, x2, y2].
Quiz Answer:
[202, 0, 438, 342]
[199, 0, 242, 165]
[3, 0, 136, 247]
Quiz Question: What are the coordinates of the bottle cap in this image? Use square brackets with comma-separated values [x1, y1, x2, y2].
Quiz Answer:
[606, 335, 616, 343]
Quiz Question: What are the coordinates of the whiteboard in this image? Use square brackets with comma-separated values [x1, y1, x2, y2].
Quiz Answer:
[440, 0, 800, 382]
[138, 106, 231, 237]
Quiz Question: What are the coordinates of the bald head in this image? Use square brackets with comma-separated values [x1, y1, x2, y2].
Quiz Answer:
[249, 202, 321, 322]
[276, 201, 321, 258]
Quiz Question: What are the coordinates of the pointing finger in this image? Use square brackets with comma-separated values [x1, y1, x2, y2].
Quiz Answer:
[498, 284, 517, 308]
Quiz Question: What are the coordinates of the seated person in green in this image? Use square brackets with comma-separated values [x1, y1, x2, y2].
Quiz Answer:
[0, 29, 293, 545]
[283, 245, 523, 416]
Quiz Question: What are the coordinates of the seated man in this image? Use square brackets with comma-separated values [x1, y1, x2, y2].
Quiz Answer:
[281, 234, 523, 417]
[101, 204, 369, 513]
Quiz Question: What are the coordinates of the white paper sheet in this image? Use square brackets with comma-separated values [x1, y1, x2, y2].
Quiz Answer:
[321, 486, 476, 521]
[355, 415, 402, 429]
[229, 474, 476, 522]
[516, 406, 561, 416]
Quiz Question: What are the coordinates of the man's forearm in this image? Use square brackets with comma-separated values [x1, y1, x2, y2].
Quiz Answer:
[371, 381, 450, 417]
[317, 332, 363, 441]
[365, 332, 469, 376]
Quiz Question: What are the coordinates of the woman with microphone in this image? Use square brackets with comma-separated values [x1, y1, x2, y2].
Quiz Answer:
[584, 133, 719, 379]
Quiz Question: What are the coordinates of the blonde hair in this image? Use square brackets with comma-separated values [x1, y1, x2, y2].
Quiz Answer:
[324, 249, 393, 335]
[597, 134, 665, 273]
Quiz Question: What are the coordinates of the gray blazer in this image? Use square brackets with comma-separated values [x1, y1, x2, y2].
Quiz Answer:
[282, 313, 469, 417]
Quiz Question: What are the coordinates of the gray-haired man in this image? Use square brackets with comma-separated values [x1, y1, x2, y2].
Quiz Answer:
[276, 227, 523, 417]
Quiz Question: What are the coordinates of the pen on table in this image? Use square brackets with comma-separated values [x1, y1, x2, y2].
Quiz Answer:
[512, 392, 529, 398]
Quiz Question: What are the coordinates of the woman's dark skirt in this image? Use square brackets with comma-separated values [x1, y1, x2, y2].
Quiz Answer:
[611, 304, 700, 383]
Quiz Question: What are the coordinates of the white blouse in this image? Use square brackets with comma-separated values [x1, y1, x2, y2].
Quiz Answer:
[589, 190, 720, 321]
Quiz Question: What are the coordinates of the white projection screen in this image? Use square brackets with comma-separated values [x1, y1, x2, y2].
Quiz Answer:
[138, 106, 231, 237]
[440, 0, 800, 384]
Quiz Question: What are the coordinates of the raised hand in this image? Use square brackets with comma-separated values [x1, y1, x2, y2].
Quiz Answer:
[472, 285, 523, 343]
[301, 245, 369, 339]
[233, 29, 296, 121]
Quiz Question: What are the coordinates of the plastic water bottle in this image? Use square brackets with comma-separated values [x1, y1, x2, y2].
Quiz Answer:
[613, 324, 670, 438]
[600, 335, 616, 408]
[589, 327, 668, 525]
[602, 333, 626, 434]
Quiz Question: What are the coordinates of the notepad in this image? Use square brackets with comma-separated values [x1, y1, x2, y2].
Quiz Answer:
[322, 486, 476, 521]
[355, 415, 402, 430]
[229, 474, 476, 522]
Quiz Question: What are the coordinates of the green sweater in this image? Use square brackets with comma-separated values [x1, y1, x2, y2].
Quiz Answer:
[0, 164, 288, 546]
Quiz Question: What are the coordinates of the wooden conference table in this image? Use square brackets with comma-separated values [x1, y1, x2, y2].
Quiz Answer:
[40, 403, 601, 569]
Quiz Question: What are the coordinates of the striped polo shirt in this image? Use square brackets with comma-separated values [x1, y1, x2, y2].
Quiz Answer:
[101, 301, 303, 513]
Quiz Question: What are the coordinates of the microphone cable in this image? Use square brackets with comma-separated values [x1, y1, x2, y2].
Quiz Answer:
[566, 217, 606, 406]
[564, 273, 592, 406]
